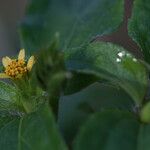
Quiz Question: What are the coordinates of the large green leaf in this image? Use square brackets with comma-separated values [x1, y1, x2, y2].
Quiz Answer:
[0, 106, 67, 150]
[65, 42, 148, 104]
[20, 0, 124, 52]
[74, 110, 150, 150]
[128, 0, 150, 63]
[58, 83, 133, 143]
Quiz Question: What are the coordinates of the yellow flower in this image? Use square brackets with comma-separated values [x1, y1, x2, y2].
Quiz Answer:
[0, 49, 35, 79]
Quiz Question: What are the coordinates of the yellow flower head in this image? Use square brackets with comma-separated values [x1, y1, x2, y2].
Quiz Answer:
[0, 49, 35, 79]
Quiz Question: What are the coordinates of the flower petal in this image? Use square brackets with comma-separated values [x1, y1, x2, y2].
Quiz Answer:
[0, 73, 10, 78]
[18, 49, 25, 60]
[27, 56, 35, 71]
[2, 57, 12, 68]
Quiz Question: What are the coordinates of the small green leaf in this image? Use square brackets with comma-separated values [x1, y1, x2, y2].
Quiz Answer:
[0, 81, 23, 113]
[20, 0, 124, 52]
[0, 106, 68, 150]
[128, 0, 150, 63]
[140, 101, 150, 123]
[65, 42, 148, 105]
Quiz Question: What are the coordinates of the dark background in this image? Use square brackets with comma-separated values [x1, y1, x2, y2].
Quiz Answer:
[0, 0, 141, 59]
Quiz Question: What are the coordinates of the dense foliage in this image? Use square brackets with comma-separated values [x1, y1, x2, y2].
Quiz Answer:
[0, 0, 150, 149]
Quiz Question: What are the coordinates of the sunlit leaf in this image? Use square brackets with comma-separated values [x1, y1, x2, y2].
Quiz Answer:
[65, 42, 148, 105]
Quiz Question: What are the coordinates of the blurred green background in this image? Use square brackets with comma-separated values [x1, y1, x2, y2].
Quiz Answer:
[0, 0, 141, 58]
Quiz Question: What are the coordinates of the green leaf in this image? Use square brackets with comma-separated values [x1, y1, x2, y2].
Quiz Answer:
[65, 42, 148, 105]
[0, 106, 67, 150]
[58, 83, 133, 143]
[0, 81, 23, 113]
[20, 0, 124, 52]
[74, 110, 150, 150]
[128, 0, 150, 63]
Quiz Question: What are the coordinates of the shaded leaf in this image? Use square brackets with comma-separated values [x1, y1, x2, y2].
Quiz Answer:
[74, 110, 150, 150]
[58, 83, 134, 143]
